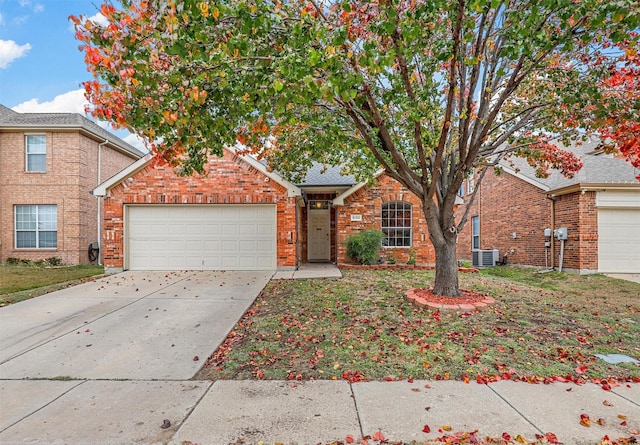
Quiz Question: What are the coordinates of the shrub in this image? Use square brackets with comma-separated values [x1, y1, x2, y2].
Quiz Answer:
[6, 257, 20, 265]
[407, 248, 417, 265]
[46, 257, 63, 266]
[345, 230, 385, 265]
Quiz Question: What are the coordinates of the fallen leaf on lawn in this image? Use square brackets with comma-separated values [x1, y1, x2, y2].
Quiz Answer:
[575, 365, 588, 374]
[603, 400, 614, 406]
[580, 413, 591, 427]
[422, 425, 431, 433]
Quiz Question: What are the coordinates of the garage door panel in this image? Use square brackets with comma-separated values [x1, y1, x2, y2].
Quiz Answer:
[598, 208, 640, 273]
[127, 205, 276, 271]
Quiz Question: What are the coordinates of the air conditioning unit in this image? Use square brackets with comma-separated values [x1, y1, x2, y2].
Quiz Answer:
[472, 249, 499, 267]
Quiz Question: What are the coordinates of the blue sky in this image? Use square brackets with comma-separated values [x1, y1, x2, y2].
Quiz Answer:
[0, 0, 143, 148]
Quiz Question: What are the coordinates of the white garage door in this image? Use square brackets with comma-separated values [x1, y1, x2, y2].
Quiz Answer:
[598, 208, 640, 273]
[126, 205, 276, 271]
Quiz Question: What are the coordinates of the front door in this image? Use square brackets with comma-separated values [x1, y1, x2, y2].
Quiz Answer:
[308, 207, 330, 262]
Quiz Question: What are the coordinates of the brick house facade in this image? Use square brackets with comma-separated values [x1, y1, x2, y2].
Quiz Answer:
[0, 105, 144, 264]
[95, 150, 447, 273]
[97, 150, 299, 272]
[456, 142, 640, 274]
[334, 175, 436, 265]
[96, 138, 638, 274]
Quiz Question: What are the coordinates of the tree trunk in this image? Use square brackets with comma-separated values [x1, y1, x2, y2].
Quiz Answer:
[423, 196, 461, 297]
[432, 235, 460, 296]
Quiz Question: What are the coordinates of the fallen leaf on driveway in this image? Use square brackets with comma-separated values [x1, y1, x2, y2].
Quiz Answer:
[422, 424, 431, 433]
[580, 413, 591, 427]
[193, 356, 199, 361]
[603, 400, 614, 406]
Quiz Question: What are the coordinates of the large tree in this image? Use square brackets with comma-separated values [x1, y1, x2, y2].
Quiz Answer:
[73, 0, 639, 296]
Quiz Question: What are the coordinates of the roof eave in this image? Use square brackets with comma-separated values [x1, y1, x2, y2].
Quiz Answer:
[0, 124, 144, 159]
[549, 182, 640, 197]
[332, 169, 385, 206]
[499, 164, 551, 191]
[227, 145, 302, 197]
[93, 154, 154, 196]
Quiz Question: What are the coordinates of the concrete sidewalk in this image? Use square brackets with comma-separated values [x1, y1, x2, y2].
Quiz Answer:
[1, 379, 638, 444]
[1, 266, 639, 444]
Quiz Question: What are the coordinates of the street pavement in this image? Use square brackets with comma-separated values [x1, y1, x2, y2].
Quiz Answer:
[0, 267, 638, 444]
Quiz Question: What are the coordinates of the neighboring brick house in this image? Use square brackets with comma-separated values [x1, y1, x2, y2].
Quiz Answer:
[456, 139, 640, 274]
[0, 104, 144, 265]
[94, 147, 457, 274]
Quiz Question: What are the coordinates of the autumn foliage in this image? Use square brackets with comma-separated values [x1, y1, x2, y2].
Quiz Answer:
[72, 0, 640, 295]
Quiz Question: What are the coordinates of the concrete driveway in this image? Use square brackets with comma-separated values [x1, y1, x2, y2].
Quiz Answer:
[0, 270, 272, 380]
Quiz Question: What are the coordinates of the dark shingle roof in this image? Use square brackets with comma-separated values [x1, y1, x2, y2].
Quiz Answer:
[0, 104, 144, 158]
[503, 138, 639, 191]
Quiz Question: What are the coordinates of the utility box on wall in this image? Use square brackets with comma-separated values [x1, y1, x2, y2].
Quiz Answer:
[553, 227, 568, 240]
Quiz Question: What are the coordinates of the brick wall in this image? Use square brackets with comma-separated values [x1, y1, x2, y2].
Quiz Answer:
[336, 175, 436, 265]
[0, 130, 137, 264]
[456, 168, 598, 272]
[552, 191, 598, 272]
[101, 150, 298, 270]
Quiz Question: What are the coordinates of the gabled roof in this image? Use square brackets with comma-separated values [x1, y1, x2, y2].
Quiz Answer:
[500, 138, 640, 194]
[93, 145, 302, 198]
[0, 104, 145, 159]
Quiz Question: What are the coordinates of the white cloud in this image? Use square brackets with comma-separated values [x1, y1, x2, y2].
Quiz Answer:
[0, 39, 32, 69]
[13, 89, 148, 152]
[18, 0, 44, 13]
[12, 89, 88, 113]
[87, 12, 108, 27]
[123, 133, 148, 152]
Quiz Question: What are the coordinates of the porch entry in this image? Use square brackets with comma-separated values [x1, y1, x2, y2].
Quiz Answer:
[308, 200, 331, 262]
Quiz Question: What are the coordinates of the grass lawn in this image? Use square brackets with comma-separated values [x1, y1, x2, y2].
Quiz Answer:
[0, 264, 104, 306]
[196, 267, 640, 384]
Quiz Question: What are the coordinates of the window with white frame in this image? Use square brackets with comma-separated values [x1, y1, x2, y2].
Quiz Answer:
[471, 215, 480, 250]
[381, 201, 412, 247]
[15, 205, 57, 248]
[467, 170, 475, 194]
[26, 135, 47, 172]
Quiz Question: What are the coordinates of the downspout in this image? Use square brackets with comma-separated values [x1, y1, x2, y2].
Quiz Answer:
[96, 139, 108, 265]
[548, 195, 556, 269]
[295, 198, 301, 270]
